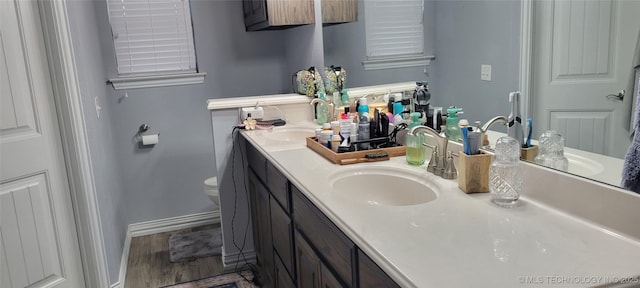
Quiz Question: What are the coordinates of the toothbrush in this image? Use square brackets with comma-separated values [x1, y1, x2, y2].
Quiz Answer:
[526, 118, 532, 148]
[507, 91, 525, 147]
[462, 127, 471, 155]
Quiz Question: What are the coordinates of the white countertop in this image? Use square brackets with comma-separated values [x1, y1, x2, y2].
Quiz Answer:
[243, 123, 640, 287]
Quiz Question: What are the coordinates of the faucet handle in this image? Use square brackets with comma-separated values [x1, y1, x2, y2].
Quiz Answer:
[443, 151, 457, 180]
[424, 143, 438, 173]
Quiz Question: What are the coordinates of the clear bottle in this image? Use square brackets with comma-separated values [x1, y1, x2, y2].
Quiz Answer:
[489, 136, 523, 208]
[534, 130, 568, 171]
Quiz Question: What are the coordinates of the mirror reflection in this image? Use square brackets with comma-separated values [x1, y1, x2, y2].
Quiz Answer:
[322, 0, 640, 192]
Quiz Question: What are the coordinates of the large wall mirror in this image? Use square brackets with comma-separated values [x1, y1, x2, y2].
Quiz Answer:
[322, 0, 640, 191]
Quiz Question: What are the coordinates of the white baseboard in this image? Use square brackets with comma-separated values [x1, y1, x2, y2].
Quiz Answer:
[222, 247, 257, 271]
[113, 210, 221, 288]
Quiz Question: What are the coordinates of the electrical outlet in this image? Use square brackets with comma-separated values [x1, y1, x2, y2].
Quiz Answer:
[481, 64, 492, 81]
[241, 107, 264, 120]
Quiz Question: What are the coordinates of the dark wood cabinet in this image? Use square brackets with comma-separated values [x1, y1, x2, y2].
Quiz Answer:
[292, 185, 354, 286]
[275, 252, 296, 288]
[357, 249, 400, 288]
[321, 0, 357, 24]
[248, 169, 273, 285]
[242, 0, 315, 31]
[244, 139, 398, 288]
[271, 197, 294, 277]
[295, 231, 345, 288]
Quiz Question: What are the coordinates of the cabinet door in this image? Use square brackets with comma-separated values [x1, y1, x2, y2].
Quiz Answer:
[295, 231, 321, 288]
[274, 253, 296, 288]
[357, 249, 400, 288]
[243, 0, 267, 28]
[265, 0, 315, 26]
[321, 0, 357, 24]
[270, 198, 294, 278]
[321, 263, 345, 288]
[248, 170, 273, 284]
[292, 186, 354, 285]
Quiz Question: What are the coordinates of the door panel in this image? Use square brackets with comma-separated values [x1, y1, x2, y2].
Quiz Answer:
[1, 175, 63, 287]
[549, 110, 611, 153]
[0, 0, 84, 287]
[533, 0, 640, 157]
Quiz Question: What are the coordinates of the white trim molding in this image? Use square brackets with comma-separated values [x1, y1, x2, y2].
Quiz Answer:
[519, 0, 533, 123]
[362, 55, 435, 71]
[38, 1, 110, 287]
[108, 72, 206, 90]
[114, 211, 221, 288]
[222, 248, 257, 271]
[206, 82, 417, 111]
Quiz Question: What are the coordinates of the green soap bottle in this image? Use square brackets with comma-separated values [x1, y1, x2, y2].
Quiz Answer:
[406, 112, 425, 166]
[316, 91, 328, 125]
[446, 107, 463, 141]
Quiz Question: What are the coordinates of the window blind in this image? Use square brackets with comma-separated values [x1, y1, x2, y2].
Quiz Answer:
[364, 0, 424, 58]
[107, 0, 197, 76]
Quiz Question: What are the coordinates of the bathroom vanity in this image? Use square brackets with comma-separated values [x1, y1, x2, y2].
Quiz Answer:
[243, 135, 398, 287]
[208, 83, 640, 287]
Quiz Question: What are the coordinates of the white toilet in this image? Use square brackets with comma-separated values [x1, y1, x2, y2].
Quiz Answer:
[204, 177, 220, 209]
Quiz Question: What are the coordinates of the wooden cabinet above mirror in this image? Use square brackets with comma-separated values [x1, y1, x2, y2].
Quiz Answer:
[322, 0, 357, 24]
[243, 0, 315, 31]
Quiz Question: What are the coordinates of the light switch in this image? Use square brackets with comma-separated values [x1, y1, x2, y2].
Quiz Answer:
[481, 64, 492, 81]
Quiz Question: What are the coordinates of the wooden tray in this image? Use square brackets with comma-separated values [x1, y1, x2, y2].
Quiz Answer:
[306, 137, 406, 164]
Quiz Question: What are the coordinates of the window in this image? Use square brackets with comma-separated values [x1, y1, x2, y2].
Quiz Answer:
[106, 0, 205, 89]
[363, 0, 433, 70]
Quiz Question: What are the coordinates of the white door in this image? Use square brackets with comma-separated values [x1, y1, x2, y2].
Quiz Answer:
[1, 0, 84, 287]
[532, 0, 640, 158]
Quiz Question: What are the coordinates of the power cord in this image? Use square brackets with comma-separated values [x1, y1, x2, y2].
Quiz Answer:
[229, 126, 260, 285]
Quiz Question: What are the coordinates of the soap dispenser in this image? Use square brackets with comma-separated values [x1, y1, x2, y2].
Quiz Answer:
[446, 107, 463, 141]
[315, 91, 328, 125]
[405, 112, 425, 166]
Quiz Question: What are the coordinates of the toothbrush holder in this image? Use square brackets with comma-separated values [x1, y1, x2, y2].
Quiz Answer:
[520, 145, 538, 161]
[457, 151, 492, 193]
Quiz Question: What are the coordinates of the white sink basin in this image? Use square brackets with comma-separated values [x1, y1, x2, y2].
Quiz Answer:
[565, 152, 604, 177]
[330, 167, 439, 206]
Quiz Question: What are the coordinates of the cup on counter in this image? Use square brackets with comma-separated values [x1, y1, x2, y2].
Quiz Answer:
[405, 133, 425, 166]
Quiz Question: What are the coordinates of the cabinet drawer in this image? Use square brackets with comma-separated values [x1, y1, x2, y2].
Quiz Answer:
[271, 197, 294, 279]
[292, 186, 354, 286]
[357, 249, 399, 288]
[246, 141, 267, 183]
[266, 161, 290, 212]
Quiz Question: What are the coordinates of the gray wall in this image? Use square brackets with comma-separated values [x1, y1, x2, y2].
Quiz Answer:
[322, 0, 436, 87]
[68, 0, 295, 284]
[66, 0, 127, 284]
[431, 0, 521, 128]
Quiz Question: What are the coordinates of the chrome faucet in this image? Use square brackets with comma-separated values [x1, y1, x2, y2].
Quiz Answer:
[409, 125, 449, 178]
[309, 98, 335, 122]
[478, 116, 508, 148]
[479, 116, 508, 133]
